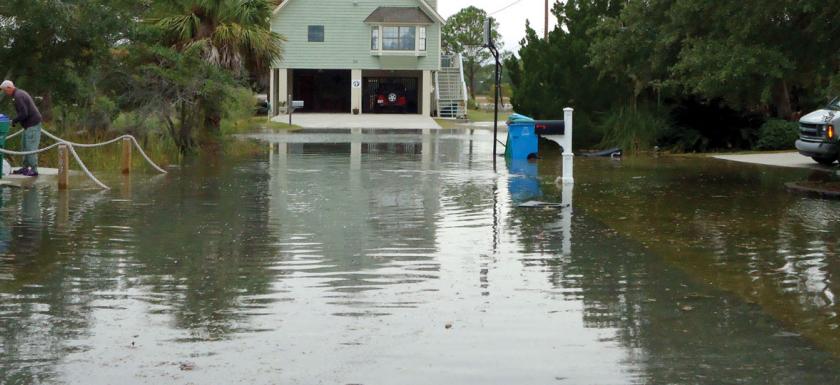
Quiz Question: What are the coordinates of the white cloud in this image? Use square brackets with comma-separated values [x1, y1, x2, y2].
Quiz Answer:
[437, 0, 559, 53]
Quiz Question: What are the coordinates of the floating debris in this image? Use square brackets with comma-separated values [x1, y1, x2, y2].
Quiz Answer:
[517, 201, 569, 209]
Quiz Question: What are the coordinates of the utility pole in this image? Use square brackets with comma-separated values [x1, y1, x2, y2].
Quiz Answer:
[544, 0, 549, 40]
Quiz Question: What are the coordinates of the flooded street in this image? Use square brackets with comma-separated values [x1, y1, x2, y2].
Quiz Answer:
[2, 131, 840, 384]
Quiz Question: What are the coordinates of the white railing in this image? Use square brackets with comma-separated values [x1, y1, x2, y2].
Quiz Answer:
[434, 71, 440, 104]
[2, 128, 167, 189]
[458, 53, 469, 107]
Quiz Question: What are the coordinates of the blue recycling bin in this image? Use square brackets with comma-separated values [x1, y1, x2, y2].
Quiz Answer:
[507, 158, 543, 203]
[505, 113, 538, 159]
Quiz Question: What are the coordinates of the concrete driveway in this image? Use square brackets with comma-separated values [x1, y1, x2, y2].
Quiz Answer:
[273, 113, 441, 130]
[712, 151, 838, 171]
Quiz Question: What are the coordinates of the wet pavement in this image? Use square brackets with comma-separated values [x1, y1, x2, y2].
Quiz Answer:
[713, 151, 838, 171]
[1, 131, 840, 384]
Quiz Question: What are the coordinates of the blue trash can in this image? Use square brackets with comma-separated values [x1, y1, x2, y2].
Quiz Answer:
[505, 113, 538, 159]
[507, 158, 543, 202]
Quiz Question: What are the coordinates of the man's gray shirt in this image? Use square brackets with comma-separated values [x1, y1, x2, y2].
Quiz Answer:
[12, 89, 42, 128]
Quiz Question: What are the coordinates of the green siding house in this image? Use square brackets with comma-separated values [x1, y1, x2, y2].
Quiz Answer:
[269, 0, 446, 117]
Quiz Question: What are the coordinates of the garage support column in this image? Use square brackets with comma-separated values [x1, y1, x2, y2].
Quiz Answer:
[422, 70, 432, 117]
[277, 69, 288, 115]
[269, 69, 276, 116]
[351, 69, 363, 115]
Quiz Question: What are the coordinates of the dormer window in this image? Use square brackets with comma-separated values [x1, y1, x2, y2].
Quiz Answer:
[383, 26, 415, 51]
[365, 7, 432, 57]
[370, 26, 427, 56]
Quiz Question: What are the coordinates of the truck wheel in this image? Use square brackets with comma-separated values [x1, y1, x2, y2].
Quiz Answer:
[812, 156, 837, 166]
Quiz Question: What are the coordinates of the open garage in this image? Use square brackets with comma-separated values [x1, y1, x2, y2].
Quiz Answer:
[291, 69, 351, 113]
[362, 70, 421, 114]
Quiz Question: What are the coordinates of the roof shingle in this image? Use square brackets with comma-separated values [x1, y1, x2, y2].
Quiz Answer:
[364, 7, 434, 24]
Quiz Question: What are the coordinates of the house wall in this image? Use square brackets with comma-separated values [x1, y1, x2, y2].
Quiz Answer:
[271, 0, 441, 71]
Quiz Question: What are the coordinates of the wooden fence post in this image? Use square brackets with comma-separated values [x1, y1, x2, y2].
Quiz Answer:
[58, 144, 69, 190]
[121, 138, 132, 175]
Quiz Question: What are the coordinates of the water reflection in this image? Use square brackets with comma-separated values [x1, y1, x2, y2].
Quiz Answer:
[2, 134, 840, 384]
[267, 136, 443, 311]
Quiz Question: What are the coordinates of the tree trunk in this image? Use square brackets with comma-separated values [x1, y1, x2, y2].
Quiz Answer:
[466, 60, 477, 100]
[40, 91, 53, 123]
[174, 102, 194, 154]
[199, 100, 223, 152]
[773, 80, 793, 119]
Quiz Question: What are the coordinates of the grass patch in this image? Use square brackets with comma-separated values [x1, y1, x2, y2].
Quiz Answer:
[224, 116, 301, 135]
[3, 128, 180, 172]
[468, 109, 507, 122]
[434, 119, 463, 129]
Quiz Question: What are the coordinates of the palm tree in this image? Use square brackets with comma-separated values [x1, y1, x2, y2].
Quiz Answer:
[152, 0, 285, 141]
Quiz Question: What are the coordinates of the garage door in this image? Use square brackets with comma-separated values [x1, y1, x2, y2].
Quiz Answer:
[363, 77, 419, 114]
[292, 69, 351, 113]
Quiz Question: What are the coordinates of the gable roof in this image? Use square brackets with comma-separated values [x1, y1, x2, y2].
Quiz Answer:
[273, 0, 446, 24]
[365, 7, 433, 24]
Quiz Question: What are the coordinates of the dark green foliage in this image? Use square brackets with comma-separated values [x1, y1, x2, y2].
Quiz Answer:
[597, 106, 669, 154]
[0, 0, 283, 154]
[506, 1, 625, 150]
[662, 98, 764, 152]
[509, 0, 839, 152]
[755, 119, 799, 151]
[0, 0, 144, 118]
[120, 44, 240, 153]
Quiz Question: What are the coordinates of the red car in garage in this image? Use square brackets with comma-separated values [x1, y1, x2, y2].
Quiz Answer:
[375, 83, 408, 113]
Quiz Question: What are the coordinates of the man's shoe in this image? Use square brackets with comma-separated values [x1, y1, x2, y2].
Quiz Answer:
[22, 169, 38, 177]
[11, 168, 28, 175]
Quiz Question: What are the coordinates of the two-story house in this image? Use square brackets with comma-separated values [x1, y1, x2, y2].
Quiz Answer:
[269, 0, 456, 118]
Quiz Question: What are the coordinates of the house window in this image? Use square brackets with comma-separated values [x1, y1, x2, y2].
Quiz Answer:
[382, 26, 416, 51]
[308, 25, 324, 42]
[418, 27, 426, 51]
[371, 27, 379, 50]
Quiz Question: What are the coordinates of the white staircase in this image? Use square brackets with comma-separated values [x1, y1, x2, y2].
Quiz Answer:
[436, 54, 468, 119]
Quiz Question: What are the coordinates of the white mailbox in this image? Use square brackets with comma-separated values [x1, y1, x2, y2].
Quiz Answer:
[538, 108, 574, 185]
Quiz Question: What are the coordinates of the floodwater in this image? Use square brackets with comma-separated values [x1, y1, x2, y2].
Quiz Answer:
[2, 131, 840, 384]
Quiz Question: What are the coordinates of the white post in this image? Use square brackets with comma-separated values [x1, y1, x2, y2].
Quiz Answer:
[422, 70, 432, 117]
[269, 68, 276, 117]
[351, 69, 363, 115]
[278, 69, 289, 114]
[561, 107, 574, 184]
[561, 182, 573, 256]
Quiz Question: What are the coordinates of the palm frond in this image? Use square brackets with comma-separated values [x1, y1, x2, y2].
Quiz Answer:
[231, 0, 273, 26]
[155, 14, 201, 41]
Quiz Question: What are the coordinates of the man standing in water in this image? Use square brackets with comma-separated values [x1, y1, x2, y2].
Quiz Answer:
[1, 80, 42, 176]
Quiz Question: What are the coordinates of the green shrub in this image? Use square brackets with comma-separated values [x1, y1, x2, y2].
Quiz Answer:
[597, 106, 669, 154]
[467, 98, 479, 110]
[220, 87, 258, 135]
[755, 119, 798, 150]
[112, 111, 166, 135]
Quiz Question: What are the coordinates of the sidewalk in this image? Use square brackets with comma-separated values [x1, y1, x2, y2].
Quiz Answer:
[712, 151, 833, 170]
[272, 113, 441, 130]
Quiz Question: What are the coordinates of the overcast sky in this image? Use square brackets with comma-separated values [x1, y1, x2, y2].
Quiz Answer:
[438, 0, 559, 54]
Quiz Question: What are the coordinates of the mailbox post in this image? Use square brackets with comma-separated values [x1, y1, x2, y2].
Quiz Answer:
[288, 94, 304, 126]
[561, 108, 574, 184]
[530, 108, 574, 185]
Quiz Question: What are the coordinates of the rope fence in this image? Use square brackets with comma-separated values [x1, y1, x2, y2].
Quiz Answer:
[2, 128, 167, 190]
